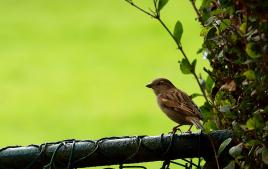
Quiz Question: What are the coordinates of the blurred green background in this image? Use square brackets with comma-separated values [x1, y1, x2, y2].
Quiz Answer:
[0, 0, 207, 168]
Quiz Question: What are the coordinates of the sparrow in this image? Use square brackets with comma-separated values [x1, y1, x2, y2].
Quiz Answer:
[146, 78, 203, 132]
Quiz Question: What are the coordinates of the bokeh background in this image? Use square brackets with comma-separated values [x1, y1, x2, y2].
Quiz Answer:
[0, 0, 208, 168]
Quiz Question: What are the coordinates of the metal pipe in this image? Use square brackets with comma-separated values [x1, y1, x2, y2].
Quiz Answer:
[0, 130, 232, 169]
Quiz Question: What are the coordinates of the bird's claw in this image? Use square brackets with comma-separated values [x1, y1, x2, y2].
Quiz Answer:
[169, 126, 182, 134]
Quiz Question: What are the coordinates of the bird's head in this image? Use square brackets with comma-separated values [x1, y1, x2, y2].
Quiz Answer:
[146, 78, 175, 95]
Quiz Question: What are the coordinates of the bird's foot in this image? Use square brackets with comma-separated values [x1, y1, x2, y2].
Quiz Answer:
[169, 126, 182, 134]
[185, 125, 193, 134]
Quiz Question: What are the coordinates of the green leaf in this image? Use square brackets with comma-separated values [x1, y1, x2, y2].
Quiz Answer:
[157, 0, 169, 11]
[232, 121, 243, 136]
[217, 49, 224, 59]
[229, 143, 243, 158]
[229, 34, 238, 44]
[219, 105, 231, 113]
[256, 146, 264, 155]
[196, 48, 203, 54]
[200, 102, 213, 121]
[191, 59, 197, 72]
[223, 160, 235, 169]
[179, 58, 191, 74]
[215, 90, 236, 107]
[205, 75, 214, 94]
[245, 43, 261, 59]
[203, 120, 217, 133]
[204, 16, 216, 26]
[224, 111, 237, 120]
[220, 19, 231, 32]
[246, 118, 255, 130]
[246, 139, 262, 147]
[173, 20, 183, 43]
[243, 70, 256, 80]
[190, 93, 203, 99]
[253, 109, 265, 115]
[206, 27, 217, 40]
[239, 22, 247, 34]
[211, 9, 224, 16]
[246, 115, 264, 130]
[264, 105, 268, 113]
[262, 147, 268, 165]
[200, 27, 211, 37]
[218, 138, 232, 156]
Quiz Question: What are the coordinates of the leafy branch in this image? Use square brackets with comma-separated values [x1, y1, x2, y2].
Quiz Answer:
[125, 0, 209, 104]
[189, 0, 203, 24]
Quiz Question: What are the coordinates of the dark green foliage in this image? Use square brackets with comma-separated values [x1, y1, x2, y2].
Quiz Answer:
[198, 0, 268, 168]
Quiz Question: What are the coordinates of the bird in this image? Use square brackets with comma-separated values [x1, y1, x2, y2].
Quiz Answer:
[146, 78, 203, 133]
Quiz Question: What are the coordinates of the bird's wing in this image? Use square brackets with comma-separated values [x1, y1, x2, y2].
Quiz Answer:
[179, 90, 202, 119]
[159, 89, 201, 118]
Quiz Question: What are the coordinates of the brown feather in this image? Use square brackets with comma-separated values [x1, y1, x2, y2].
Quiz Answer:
[147, 78, 203, 130]
[159, 89, 201, 118]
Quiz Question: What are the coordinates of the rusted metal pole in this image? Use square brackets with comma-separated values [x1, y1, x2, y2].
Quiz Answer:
[0, 130, 232, 169]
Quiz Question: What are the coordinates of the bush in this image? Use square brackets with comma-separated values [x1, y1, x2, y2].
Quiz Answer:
[199, 0, 268, 168]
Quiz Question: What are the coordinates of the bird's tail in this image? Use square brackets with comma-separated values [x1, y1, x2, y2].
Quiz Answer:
[190, 118, 204, 130]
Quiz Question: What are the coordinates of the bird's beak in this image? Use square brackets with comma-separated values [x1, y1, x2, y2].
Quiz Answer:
[146, 83, 152, 88]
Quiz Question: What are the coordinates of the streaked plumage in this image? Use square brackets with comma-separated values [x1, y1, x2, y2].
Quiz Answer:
[146, 78, 203, 131]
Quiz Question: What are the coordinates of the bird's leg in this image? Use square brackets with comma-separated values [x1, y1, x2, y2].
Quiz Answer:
[171, 124, 182, 134]
[186, 125, 193, 133]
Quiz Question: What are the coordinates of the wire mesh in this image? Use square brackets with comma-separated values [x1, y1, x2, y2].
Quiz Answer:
[0, 131, 232, 169]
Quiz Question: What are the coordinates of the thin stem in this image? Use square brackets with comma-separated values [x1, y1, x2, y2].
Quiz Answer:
[157, 17, 210, 103]
[208, 136, 220, 169]
[192, 68, 210, 103]
[125, 0, 210, 104]
[157, 18, 182, 50]
[153, 0, 159, 17]
[189, 0, 203, 25]
[125, 0, 155, 18]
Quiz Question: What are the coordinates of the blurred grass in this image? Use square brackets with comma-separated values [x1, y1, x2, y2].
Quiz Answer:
[0, 0, 208, 168]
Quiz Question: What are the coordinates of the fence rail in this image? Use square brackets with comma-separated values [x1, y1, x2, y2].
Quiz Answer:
[0, 130, 232, 169]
